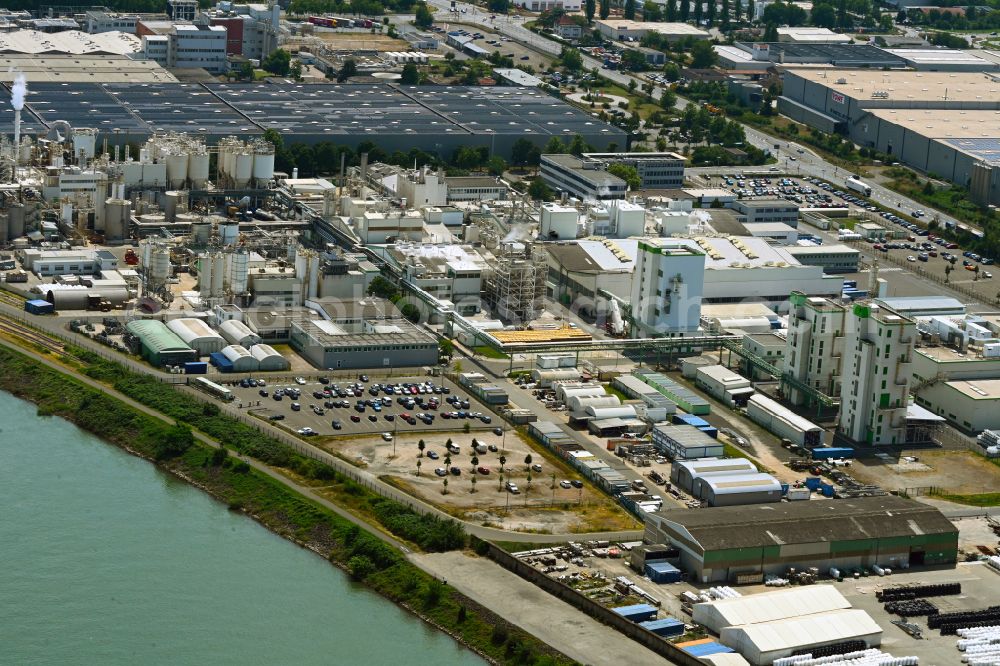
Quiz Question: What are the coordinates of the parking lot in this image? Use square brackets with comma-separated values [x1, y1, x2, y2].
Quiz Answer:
[431, 22, 552, 72]
[228, 375, 498, 438]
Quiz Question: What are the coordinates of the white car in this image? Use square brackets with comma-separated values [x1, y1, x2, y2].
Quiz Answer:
[906, 255, 917, 262]
[559, 479, 572, 489]
[434, 467, 448, 477]
[506, 481, 520, 494]
[985, 271, 994, 279]
[381, 432, 393, 442]
[294, 377, 307, 385]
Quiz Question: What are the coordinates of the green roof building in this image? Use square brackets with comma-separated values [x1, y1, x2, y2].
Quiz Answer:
[126, 320, 196, 366]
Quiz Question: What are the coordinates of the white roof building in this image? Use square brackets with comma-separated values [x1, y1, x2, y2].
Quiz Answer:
[0, 29, 142, 55]
[166, 317, 226, 355]
[220, 344, 258, 372]
[250, 343, 290, 371]
[218, 319, 261, 347]
[720, 609, 883, 665]
[777, 27, 852, 44]
[693, 585, 851, 633]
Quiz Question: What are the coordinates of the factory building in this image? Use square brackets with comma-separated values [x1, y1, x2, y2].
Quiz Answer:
[651, 424, 724, 460]
[776, 27, 851, 44]
[166, 317, 227, 355]
[715, 42, 904, 69]
[214, 344, 258, 372]
[784, 292, 846, 405]
[12, 83, 625, 158]
[838, 302, 916, 446]
[643, 496, 958, 584]
[730, 199, 798, 227]
[694, 364, 754, 405]
[693, 585, 852, 634]
[546, 238, 637, 313]
[746, 393, 824, 447]
[721, 610, 882, 666]
[580, 152, 685, 190]
[595, 20, 710, 42]
[629, 239, 706, 337]
[126, 319, 196, 366]
[784, 244, 860, 273]
[289, 316, 438, 370]
[694, 473, 782, 507]
[539, 154, 629, 201]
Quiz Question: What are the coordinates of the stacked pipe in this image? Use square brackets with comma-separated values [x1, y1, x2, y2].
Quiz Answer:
[774, 649, 919, 666]
[959, 626, 1000, 664]
[877, 583, 962, 602]
[884, 599, 938, 617]
[708, 586, 741, 599]
[931, 607, 1000, 635]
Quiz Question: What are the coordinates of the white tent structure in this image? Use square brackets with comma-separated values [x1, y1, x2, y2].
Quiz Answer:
[250, 343, 290, 371]
[693, 586, 851, 634]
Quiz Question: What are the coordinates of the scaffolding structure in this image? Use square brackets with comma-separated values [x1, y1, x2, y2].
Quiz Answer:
[484, 241, 547, 325]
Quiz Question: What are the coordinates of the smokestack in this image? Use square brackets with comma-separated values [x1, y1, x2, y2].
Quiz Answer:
[10, 70, 26, 167]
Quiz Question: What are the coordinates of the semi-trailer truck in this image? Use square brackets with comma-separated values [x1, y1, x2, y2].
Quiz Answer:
[846, 176, 872, 197]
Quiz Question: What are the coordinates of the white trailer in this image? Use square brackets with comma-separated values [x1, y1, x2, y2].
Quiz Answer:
[845, 176, 871, 197]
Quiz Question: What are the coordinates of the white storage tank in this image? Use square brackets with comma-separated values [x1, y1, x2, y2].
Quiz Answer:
[165, 152, 189, 189]
[234, 152, 253, 188]
[252, 141, 275, 183]
[162, 190, 185, 221]
[8, 203, 25, 238]
[0, 212, 8, 242]
[103, 198, 130, 242]
[188, 150, 210, 189]
[197, 253, 213, 299]
[219, 221, 239, 247]
[228, 249, 249, 295]
[150, 246, 172, 282]
[191, 220, 211, 245]
[211, 253, 224, 297]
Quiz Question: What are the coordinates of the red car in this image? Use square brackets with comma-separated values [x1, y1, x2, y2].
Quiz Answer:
[350, 415, 361, 422]
[477, 466, 490, 475]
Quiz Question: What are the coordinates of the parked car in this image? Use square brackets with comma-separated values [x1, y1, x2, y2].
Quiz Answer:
[506, 481, 520, 494]
[477, 466, 490, 475]
[434, 467, 448, 477]
[570, 480, 583, 488]
[531, 463, 542, 473]
[381, 432, 393, 442]
[427, 450, 439, 460]
[559, 480, 572, 489]
[331, 420, 342, 430]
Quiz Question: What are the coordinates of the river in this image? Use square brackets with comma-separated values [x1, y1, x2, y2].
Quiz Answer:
[0, 391, 484, 665]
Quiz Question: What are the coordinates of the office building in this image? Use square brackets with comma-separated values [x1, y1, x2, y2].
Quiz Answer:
[540, 154, 628, 201]
[582, 151, 685, 190]
[167, 24, 228, 72]
[785, 244, 860, 273]
[838, 302, 916, 446]
[731, 199, 799, 226]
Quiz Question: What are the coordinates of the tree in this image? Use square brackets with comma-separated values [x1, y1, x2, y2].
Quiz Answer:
[706, 0, 716, 25]
[401, 302, 420, 323]
[747, 0, 755, 21]
[560, 47, 584, 71]
[568, 134, 590, 155]
[439, 339, 454, 358]
[721, 0, 730, 27]
[415, 2, 434, 28]
[690, 40, 718, 68]
[622, 49, 648, 71]
[544, 136, 567, 154]
[586, 0, 596, 22]
[644, 0, 662, 21]
[348, 555, 376, 580]
[367, 275, 400, 300]
[338, 59, 358, 83]
[734, 0, 741, 20]
[528, 177, 554, 201]
[289, 60, 303, 81]
[487, 156, 507, 176]
[511, 137, 540, 167]
[667, 0, 678, 20]
[607, 163, 641, 190]
[624, 0, 636, 19]
[400, 63, 420, 85]
[262, 49, 291, 76]
[694, 0, 703, 23]
[418, 439, 426, 457]
[416, 459, 422, 476]
[524, 454, 533, 470]
[471, 454, 480, 468]
[836, 0, 848, 28]
[811, 2, 837, 28]
[600, 0, 610, 20]
[471, 475, 477, 493]
[660, 88, 677, 109]
[499, 455, 507, 472]
[442, 477, 449, 494]
[488, 0, 510, 11]
[763, 21, 778, 40]
[238, 62, 254, 81]
[680, 0, 690, 20]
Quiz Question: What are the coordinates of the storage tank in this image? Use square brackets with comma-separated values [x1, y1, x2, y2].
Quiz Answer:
[139, 213, 166, 231]
[73, 128, 97, 163]
[228, 249, 249, 295]
[103, 198, 131, 242]
[0, 212, 8, 242]
[150, 246, 172, 283]
[234, 151, 253, 188]
[46, 287, 90, 310]
[162, 190, 185, 221]
[252, 140, 275, 184]
[190, 219, 211, 245]
[211, 252, 224, 297]
[165, 152, 189, 189]
[174, 212, 199, 235]
[219, 221, 239, 247]
[198, 253, 213, 298]
[7, 203, 25, 239]
[187, 150, 210, 189]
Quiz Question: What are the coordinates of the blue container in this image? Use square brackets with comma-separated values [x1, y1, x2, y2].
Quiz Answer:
[184, 361, 208, 375]
[639, 617, 685, 637]
[645, 560, 681, 584]
[698, 426, 718, 439]
[821, 483, 835, 497]
[612, 603, 658, 623]
[804, 477, 822, 491]
[25, 299, 54, 315]
[781, 483, 790, 495]
[811, 446, 855, 460]
[209, 352, 233, 372]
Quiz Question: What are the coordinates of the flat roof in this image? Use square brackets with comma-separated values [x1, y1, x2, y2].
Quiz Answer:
[0, 55, 176, 83]
[786, 243, 859, 255]
[789, 69, 1000, 105]
[777, 26, 852, 43]
[595, 20, 709, 36]
[493, 68, 544, 87]
[868, 108, 1000, 139]
[884, 48, 996, 67]
[541, 153, 628, 187]
[737, 42, 904, 67]
[655, 495, 956, 551]
[874, 295, 965, 314]
[946, 378, 1000, 399]
[546, 238, 638, 273]
[0, 29, 142, 55]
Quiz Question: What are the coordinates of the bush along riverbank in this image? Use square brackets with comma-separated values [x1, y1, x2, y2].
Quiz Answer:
[0, 345, 575, 666]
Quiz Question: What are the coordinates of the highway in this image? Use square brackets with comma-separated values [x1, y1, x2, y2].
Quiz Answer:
[428, 1, 968, 232]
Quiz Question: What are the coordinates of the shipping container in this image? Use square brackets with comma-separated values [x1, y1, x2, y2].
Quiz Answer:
[810, 446, 854, 460]
[804, 477, 822, 491]
[209, 351, 234, 372]
[644, 560, 682, 584]
[183, 361, 208, 374]
[698, 426, 719, 439]
[25, 299, 54, 315]
[786, 487, 811, 501]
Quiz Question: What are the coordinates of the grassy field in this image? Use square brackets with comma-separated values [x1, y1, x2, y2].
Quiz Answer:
[473, 345, 509, 360]
[0, 344, 575, 666]
[932, 492, 1000, 507]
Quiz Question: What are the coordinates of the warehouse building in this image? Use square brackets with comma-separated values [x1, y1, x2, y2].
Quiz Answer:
[634, 369, 711, 414]
[914, 377, 1000, 433]
[250, 343, 290, 371]
[746, 393, 824, 446]
[671, 458, 758, 494]
[880, 48, 999, 72]
[212, 344, 258, 373]
[651, 424, 724, 460]
[217, 319, 261, 348]
[719, 42, 904, 69]
[10, 82, 625, 158]
[166, 317, 226, 355]
[643, 496, 958, 583]
[694, 473, 782, 506]
[594, 19, 710, 42]
[693, 585, 852, 634]
[694, 365, 754, 405]
[777, 27, 851, 44]
[730, 199, 799, 227]
[721, 609, 882, 665]
[784, 244, 860, 273]
[126, 319, 196, 366]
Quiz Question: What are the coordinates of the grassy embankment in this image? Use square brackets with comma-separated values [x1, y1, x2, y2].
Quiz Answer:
[0, 345, 574, 666]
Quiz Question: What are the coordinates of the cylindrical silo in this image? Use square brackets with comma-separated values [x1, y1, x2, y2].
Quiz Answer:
[198, 253, 213, 298]
[219, 221, 239, 247]
[229, 249, 249, 295]
[162, 190, 184, 221]
[191, 219, 211, 245]
[252, 140, 275, 184]
[140, 239, 154, 267]
[0, 212, 8, 242]
[234, 151, 253, 189]
[188, 149, 210, 189]
[8, 204, 25, 239]
[174, 212, 199, 236]
[211, 252, 224, 297]
[151, 246, 172, 283]
[165, 152, 189, 189]
[103, 198, 131, 242]
[138, 213, 166, 233]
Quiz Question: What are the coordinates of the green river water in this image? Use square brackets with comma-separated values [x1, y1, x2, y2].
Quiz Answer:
[0, 391, 484, 665]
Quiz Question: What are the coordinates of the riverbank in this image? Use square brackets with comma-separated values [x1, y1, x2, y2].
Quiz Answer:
[0, 343, 574, 666]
